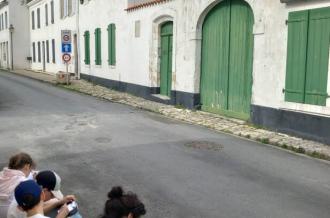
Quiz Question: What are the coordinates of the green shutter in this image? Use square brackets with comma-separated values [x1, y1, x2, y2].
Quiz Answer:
[111, 25, 116, 65]
[95, 28, 102, 65]
[84, 31, 90, 65]
[285, 11, 309, 103]
[285, 7, 330, 106]
[304, 7, 330, 106]
[107, 24, 116, 65]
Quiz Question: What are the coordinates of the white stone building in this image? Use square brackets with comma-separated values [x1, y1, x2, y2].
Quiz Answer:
[78, 0, 330, 144]
[27, 0, 79, 75]
[0, 0, 30, 70]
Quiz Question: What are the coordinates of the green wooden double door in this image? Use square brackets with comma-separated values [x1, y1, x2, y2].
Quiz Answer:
[160, 21, 173, 97]
[201, 0, 254, 119]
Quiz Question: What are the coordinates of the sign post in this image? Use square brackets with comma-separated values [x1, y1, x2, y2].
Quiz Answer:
[61, 30, 72, 85]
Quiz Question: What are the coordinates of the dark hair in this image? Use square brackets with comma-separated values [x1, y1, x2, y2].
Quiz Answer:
[20, 194, 41, 211]
[8, 153, 35, 170]
[101, 186, 146, 218]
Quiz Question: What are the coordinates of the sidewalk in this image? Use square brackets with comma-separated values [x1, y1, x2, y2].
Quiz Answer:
[5, 69, 330, 162]
[10, 69, 57, 84]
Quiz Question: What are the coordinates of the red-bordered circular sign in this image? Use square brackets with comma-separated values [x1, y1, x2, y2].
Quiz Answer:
[62, 53, 71, 63]
[63, 34, 70, 42]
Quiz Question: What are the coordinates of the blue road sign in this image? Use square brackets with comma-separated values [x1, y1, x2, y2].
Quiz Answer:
[62, 44, 72, 53]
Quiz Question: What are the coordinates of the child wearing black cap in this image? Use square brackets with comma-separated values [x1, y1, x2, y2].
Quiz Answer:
[35, 171, 81, 218]
[14, 180, 69, 218]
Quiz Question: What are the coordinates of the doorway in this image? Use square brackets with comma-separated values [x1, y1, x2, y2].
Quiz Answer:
[200, 0, 254, 119]
[159, 21, 173, 97]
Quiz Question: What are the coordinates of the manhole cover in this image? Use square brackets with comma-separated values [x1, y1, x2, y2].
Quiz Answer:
[184, 141, 224, 151]
[95, 137, 112, 144]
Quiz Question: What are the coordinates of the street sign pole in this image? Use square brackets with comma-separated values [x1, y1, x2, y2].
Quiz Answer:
[66, 62, 69, 85]
[61, 30, 72, 85]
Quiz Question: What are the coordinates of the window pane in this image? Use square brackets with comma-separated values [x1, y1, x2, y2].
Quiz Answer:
[38, 42, 41, 62]
[32, 11, 35, 29]
[37, 8, 40, 28]
[46, 40, 49, 63]
[45, 4, 48, 26]
[51, 1, 54, 24]
[5, 12, 7, 29]
[32, 42, 36, 62]
[52, 39, 56, 63]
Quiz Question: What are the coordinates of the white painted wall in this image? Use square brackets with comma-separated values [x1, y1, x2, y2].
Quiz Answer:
[80, 0, 149, 87]
[28, 0, 78, 74]
[10, 0, 31, 69]
[0, 3, 10, 69]
[0, 0, 30, 70]
[79, 0, 330, 116]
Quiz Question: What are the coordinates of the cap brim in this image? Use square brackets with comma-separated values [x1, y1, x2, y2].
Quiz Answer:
[51, 190, 64, 200]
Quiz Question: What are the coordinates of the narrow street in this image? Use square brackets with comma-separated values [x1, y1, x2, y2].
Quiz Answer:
[0, 71, 329, 218]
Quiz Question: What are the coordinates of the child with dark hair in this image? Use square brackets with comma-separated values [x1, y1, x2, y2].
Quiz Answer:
[100, 186, 146, 218]
[0, 153, 36, 217]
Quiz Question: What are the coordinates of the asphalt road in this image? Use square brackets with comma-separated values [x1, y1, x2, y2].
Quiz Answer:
[0, 71, 329, 218]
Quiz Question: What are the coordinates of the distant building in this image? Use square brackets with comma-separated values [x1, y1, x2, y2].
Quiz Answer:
[27, 0, 78, 74]
[0, 0, 30, 70]
[79, 0, 330, 144]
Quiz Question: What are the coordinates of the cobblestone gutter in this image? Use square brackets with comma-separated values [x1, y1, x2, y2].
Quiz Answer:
[5, 69, 330, 162]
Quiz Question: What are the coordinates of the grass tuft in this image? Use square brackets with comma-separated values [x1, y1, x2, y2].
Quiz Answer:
[174, 104, 185, 109]
[257, 137, 270, 144]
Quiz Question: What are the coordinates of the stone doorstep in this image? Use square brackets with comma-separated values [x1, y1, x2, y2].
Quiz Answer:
[6, 69, 330, 161]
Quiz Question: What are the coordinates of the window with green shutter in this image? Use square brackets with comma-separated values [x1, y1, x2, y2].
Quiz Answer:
[107, 24, 116, 66]
[285, 7, 330, 106]
[285, 11, 308, 103]
[84, 31, 90, 65]
[95, 28, 102, 65]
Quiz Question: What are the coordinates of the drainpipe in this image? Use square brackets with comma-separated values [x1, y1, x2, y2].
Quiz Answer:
[9, 24, 14, 70]
[76, 0, 80, 79]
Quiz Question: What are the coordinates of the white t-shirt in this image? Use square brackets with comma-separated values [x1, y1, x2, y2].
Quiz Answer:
[6, 200, 26, 218]
[28, 214, 50, 218]
[7, 199, 58, 218]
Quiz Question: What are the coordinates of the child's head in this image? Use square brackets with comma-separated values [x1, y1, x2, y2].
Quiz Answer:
[36, 170, 64, 201]
[8, 152, 35, 177]
[102, 186, 146, 218]
[15, 180, 42, 211]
